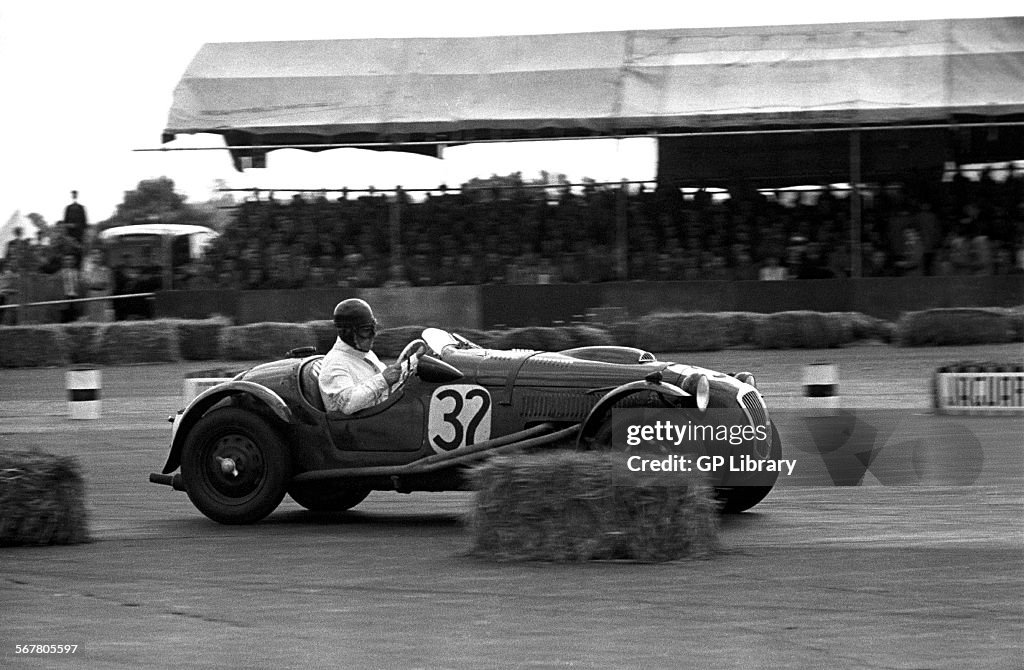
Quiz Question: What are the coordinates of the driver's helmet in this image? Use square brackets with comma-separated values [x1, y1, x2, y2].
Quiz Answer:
[333, 298, 377, 335]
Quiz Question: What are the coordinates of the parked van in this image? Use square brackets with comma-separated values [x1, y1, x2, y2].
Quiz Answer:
[98, 223, 219, 290]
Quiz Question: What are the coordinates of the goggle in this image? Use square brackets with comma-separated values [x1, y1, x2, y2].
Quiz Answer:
[353, 322, 378, 339]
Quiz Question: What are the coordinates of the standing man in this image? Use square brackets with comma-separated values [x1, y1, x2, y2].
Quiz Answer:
[318, 298, 422, 414]
[63, 190, 88, 256]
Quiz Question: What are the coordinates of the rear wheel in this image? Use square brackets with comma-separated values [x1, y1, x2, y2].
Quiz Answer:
[181, 408, 290, 524]
[288, 483, 370, 512]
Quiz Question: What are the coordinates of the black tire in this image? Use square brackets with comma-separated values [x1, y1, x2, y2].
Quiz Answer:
[716, 422, 782, 514]
[181, 408, 290, 524]
[288, 483, 370, 512]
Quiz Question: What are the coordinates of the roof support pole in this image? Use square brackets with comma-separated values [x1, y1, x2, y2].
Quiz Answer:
[849, 129, 862, 278]
[390, 186, 403, 273]
[616, 178, 628, 280]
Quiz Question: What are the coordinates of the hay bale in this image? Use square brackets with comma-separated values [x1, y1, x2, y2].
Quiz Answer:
[753, 311, 853, 349]
[895, 308, 1020, 347]
[374, 325, 430, 358]
[62, 323, 103, 364]
[467, 451, 718, 563]
[493, 326, 576, 352]
[0, 450, 89, 546]
[841, 312, 895, 343]
[306, 319, 339, 354]
[635, 313, 732, 352]
[562, 324, 615, 348]
[455, 328, 499, 349]
[0, 326, 69, 367]
[172, 316, 231, 361]
[608, 320, 640, 349]
[96, 320, 181, 364]
[218, 322, 317, 360]
[716, 312, 767, 348]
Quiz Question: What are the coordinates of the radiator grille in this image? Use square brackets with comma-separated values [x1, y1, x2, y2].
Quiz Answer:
[740, 390, 768, 428]
[740, 390, 771, 457]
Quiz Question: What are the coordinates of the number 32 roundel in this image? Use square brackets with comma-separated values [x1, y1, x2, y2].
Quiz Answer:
[427, 385, 492, 453]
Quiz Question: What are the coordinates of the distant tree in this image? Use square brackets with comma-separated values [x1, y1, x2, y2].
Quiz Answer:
[98, 176, 215, 231]
[461, 171, 578, 202]
[24, 212, 49, 240]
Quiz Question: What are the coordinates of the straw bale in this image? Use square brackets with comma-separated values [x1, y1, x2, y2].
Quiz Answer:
[0, 450, 89, 546]
[172, 316, 232, 360]
[218, 322, 316, 360]
[63, 323, 103, 364]
[0, 326, 69, 367]
[467, 451, 718, 563]
[896, 308, 1021, 346]
[97, 320, 181, 363]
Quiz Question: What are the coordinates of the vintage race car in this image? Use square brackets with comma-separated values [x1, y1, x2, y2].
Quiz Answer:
[150, 327, 782, 523]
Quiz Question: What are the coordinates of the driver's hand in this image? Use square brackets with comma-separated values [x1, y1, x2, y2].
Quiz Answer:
[382, 363, 403, 386]
[383, 353, 419, 387]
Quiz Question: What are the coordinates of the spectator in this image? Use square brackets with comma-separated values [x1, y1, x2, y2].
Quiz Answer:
[39, 223, 81, 274]
[112, 253, 150, 320]
[81, 248, 114, 321]
[0, 259, 18, 325]
[58, 254, 82, 323]
[864, 248, 894, 277]
[193, 170, 1021, 289]
[382, 263, 412, 288]
[63, 190, 88, 255]
[758, 256, 788, 281]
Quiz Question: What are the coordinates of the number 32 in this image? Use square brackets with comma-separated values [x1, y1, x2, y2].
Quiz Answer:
[428, 385, 492, 453]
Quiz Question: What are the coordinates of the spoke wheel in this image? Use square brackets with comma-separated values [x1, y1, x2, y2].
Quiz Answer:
[181, 408, 290, 524]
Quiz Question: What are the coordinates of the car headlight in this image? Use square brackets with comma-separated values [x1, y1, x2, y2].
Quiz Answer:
[734, 371, 757, 389]
[683, 373, 710, 412]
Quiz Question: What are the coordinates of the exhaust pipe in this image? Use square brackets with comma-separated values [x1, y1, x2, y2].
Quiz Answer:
[149, 472, 184, 491]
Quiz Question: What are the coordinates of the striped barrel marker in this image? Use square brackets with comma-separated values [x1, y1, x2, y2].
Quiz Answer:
[802, 362, 838, 409]
[67, 366, 101, 419]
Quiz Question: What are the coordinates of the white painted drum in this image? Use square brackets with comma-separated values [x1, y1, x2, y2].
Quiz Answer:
[67, 366, 101, 419]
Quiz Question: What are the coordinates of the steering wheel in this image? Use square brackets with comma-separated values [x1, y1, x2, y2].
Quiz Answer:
[398, 338, 427, 364]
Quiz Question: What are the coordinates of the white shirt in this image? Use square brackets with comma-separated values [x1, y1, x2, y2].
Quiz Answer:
[318, 337, 391, 414]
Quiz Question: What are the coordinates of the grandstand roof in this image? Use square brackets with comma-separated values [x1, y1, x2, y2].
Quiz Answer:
[163, 17, 1024, 164]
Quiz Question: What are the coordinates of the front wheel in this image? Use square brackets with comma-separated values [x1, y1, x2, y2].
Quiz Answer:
[181, 408, 290, 524]
[715, 422, 783, 514]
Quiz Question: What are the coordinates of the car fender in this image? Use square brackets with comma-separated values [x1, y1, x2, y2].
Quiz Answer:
[575, 379, 687, 448]
[161, 381, 295, 474]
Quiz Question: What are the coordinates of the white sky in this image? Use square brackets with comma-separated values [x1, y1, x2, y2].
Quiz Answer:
[1, 1, 1020, 226]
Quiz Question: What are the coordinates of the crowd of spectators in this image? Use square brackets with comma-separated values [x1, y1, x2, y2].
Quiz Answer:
[5, 168, 1023, 301]
[187, 166, 1023, 289]
[2, 219, 159, 322]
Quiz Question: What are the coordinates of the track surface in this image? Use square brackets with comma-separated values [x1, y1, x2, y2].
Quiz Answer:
[1, 344, 1022, 669]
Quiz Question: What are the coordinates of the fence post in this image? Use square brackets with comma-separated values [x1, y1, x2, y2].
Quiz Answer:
[849, 128, 862, 278]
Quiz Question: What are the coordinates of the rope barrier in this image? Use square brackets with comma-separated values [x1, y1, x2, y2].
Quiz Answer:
[0, 292, 155, 310]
